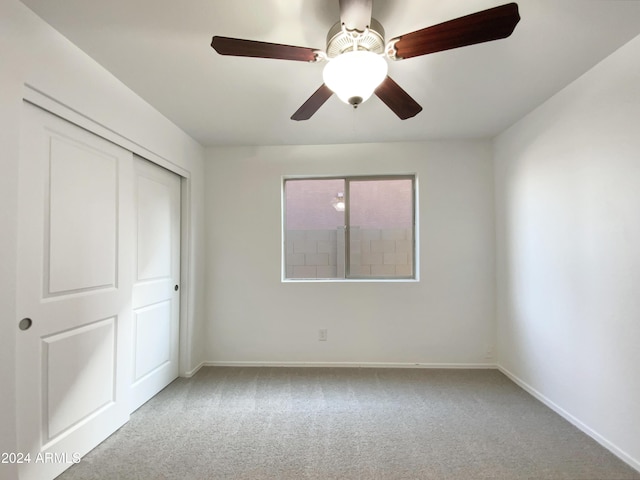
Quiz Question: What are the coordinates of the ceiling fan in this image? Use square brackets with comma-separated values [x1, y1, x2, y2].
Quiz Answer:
[211, 1, 520, 121]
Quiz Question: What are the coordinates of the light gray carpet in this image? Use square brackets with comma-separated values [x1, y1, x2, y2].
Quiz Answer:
[56, 367, 640, 480]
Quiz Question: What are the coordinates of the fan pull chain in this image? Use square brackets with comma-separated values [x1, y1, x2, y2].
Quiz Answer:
[351, 104, 358, 136]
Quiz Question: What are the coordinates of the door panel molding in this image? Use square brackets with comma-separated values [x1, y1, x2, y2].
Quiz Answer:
[46, 133, 119, 296]
[43, 317, 117, 443]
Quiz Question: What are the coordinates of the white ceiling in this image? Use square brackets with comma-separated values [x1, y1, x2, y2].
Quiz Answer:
[20, 0, 640, 147]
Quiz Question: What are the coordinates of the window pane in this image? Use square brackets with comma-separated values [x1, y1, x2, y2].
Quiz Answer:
[284, 179, 345, 279]
[348, 178, 414, 278]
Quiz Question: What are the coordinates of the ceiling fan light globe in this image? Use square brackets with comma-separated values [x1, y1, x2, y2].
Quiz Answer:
[323, 51, 388, 106]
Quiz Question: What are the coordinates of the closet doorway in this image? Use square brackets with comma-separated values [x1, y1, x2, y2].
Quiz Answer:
[16, 102, 181, 480]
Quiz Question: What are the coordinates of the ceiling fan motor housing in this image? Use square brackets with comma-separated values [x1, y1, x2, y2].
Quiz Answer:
[326, 18, 386, 57]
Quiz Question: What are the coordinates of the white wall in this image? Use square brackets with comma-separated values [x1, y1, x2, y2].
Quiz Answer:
[205, 141, 496, 366]
[494, 34, 640, 470]
[0, 2, 205, 477]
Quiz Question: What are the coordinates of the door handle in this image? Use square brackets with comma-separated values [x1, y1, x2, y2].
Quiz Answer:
[19, 318, 33, 331]
[174, 285, 179, 291]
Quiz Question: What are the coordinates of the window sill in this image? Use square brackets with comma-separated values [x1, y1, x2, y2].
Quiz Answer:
[281, 278, 419, 283]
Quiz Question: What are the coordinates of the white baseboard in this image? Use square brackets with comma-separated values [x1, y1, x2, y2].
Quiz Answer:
[498, 364, 640, 474]
[201, 361, 498, 369]
[182, 361, 205, 378]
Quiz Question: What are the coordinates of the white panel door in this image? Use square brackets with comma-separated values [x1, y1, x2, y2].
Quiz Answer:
[16, 103, 134, 480]
[131, 156, 181, 411]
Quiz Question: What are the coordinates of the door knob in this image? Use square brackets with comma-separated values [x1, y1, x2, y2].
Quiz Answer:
[19, 318, 32, 331]
[174, 285, 179, 291]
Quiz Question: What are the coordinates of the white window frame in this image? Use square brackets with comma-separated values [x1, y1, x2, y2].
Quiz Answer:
[282, 174, 419, 282]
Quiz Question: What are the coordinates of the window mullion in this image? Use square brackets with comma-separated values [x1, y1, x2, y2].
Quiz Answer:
[344, 179, 350, 279]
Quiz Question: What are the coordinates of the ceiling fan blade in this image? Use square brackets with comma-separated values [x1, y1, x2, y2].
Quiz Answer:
[291, 84, 334, 121]
[391, 3, 520, 60]
[374, 76, 422, 120]
[339, 0, 373, 34]
[211, 36, 318, 62]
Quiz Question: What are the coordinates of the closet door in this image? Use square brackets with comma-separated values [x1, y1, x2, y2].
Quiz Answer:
[131, 156, 181, 411]
[16, 103, 134, 480]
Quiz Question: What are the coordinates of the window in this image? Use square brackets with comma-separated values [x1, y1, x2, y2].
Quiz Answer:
[283, 175, 416, 280]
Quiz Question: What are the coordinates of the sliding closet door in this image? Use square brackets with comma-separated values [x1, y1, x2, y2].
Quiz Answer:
[130, 156, 181, 411]
[16, 103, 134, 480]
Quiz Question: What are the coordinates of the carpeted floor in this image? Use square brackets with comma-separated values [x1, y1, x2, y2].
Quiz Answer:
[56, 367, 640, 480]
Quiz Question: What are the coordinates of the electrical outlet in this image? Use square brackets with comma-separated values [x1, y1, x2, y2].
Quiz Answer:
[318, 328, 328, 341]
